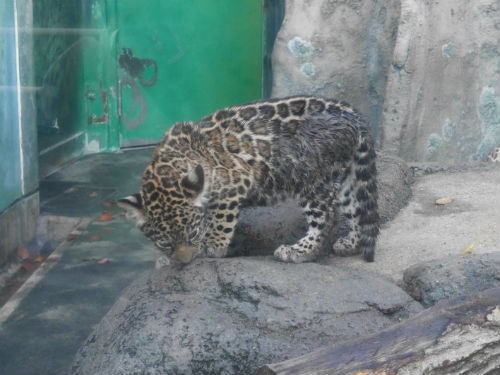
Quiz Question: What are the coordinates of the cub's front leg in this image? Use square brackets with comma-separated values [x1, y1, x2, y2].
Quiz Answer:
[202, 199, 241, 258]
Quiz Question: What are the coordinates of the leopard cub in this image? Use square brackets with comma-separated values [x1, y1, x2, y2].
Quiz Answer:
[118, 96, 379, 264]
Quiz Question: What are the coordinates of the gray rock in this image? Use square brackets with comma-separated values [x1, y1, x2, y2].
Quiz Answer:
[402, 252, 500, 307]
[272, 0, 500, 163]
[272, 0, 401, 147]
[228, 199, 307, 257]
[71, 257, 423, 375]
[376, 152, 414, 224]
[229, 151, 412, 256]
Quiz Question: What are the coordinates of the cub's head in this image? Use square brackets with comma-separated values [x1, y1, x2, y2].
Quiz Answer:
[118, 160, 208, 263]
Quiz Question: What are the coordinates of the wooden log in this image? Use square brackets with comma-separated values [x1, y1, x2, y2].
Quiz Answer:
[254, 287, 500, 375]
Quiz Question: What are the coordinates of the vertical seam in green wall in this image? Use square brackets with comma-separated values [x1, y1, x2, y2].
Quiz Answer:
[13, 0, 25, 194]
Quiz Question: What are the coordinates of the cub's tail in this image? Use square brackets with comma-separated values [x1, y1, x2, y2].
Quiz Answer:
[355, 129, 379, 262]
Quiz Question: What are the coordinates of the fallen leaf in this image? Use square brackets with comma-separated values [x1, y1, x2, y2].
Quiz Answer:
[95, 258, 109, 264]
[34, 256, 44, 263]
[461, 243, 474, 254]
[97, 211, 113, 222]
[89, 234, 101, 242]
[436, 197, 453, 205]
[18, 246, 30, 260]
[89, 192, 99, 198]
[101, 201, 114, 208]
[101, 227, 114, 233]
[66, 233, 79, 241]
[21, 262, 38, 273]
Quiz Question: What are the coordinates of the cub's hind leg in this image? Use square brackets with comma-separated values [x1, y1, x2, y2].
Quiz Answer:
[332, 138, 379, 262]
[274, 196, 329, 264]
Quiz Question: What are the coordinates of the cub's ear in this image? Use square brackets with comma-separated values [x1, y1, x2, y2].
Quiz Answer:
[181, 164, 204, 194]
[117, 193, 145, 227]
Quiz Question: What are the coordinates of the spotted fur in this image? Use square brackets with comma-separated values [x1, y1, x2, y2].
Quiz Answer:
[118, 96, 379, 263]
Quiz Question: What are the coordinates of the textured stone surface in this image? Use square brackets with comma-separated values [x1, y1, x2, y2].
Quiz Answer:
[376, 152, 413, 224]
[403, 252, 500, 307]
[272, 0, 401, 146]
[272, 0, 500, 162]
[382, 0, 500, 163]
[71, 257, 423, 375]
[256, 288, 500, 375]
[330, 166, 500, 283]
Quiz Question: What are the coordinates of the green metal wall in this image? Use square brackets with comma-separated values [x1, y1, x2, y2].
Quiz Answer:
[35, 0, 266, 176]
[116, 0, 263, 146]
[0, 0, 38, 212]
[0, 0, 23, 212]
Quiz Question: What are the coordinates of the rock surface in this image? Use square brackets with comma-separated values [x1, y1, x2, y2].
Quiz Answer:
[403, 252, 500, 307]
[330, 165, 500, 283]
[272, 0, 500, 162]
[271, 0, 401, 146]
[255, 288, 500, 375]
[71, 257, 422, 375]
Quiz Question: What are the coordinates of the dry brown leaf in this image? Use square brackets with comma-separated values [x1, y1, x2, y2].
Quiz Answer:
[21, 262, 38, 272]
[89, 234, 101, 242]
[101, 201, 114, 208]
[66, 233, 79, 241]
[34, 256, 44, 263]
[435, 197, 453, 205]
[97, 211, 113, 222]
[89, 192, 99, 198]
[17, 246, 30, 260]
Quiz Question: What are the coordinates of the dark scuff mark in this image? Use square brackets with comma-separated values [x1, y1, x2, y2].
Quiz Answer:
[118, 48, 158, 87]
[119, 75, 147, 130]
[118, 47, 158, 129]
[87, 85, 109, 125]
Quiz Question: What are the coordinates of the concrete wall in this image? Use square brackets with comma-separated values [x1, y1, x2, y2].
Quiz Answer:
[271, 0, 500, 162]
[0, 0, 38, 263]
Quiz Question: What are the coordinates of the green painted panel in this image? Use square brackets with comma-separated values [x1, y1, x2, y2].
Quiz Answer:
[116, 0, 263, 146]
[33, 0, 268, 174]
[0, 0, 23, 212]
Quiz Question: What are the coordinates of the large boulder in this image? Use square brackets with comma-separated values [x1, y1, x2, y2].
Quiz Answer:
[71, 257, 422, 375]
[271, 0, 401, 146]
[272, 0, 500, 162]
[403, 252, 500, 307]
[255, 288, 500, 375]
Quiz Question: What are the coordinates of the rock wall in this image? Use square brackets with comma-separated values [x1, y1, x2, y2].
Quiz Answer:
[271, 0, 500, 162]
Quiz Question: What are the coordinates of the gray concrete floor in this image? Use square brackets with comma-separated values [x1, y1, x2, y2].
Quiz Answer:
[0, 149, 161, 375]
[329, 165, 500, 283]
